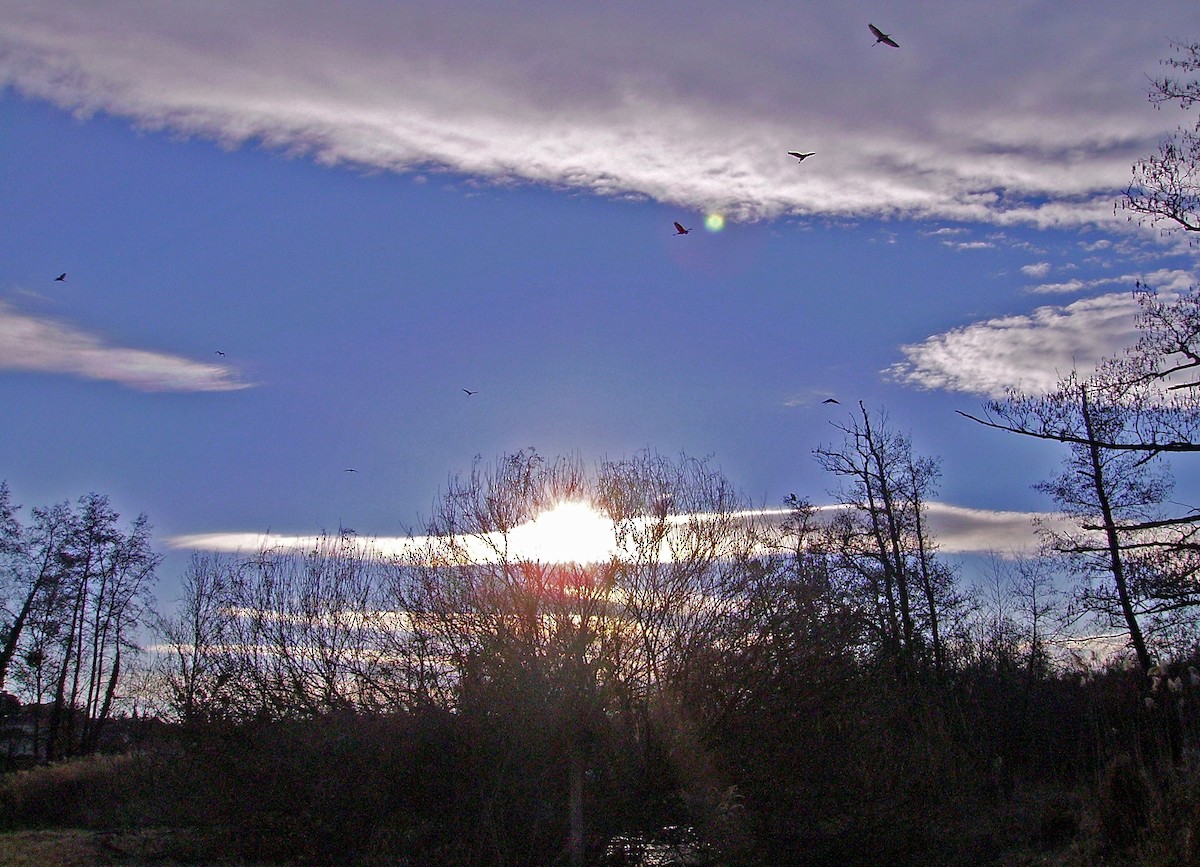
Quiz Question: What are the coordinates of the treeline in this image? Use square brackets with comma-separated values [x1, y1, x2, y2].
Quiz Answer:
[133, 436, 1199, 864]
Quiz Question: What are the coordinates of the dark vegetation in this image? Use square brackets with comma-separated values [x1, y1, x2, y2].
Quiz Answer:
[0, 39, 1199, 867]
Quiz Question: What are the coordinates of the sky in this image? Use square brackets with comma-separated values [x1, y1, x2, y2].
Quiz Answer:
[2, 2, 1199, 602]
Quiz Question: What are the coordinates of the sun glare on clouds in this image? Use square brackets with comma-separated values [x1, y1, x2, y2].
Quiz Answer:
[506, 500, 618, 564]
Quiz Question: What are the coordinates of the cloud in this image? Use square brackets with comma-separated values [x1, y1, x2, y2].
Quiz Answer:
[943, 240, 995, 251]
[0, 303, 251, 392]
[1026, 274, 1133, 295]
[1021, 262, 1052, 278]
[169, 501, 1060, 560]
[0, 1, 1185, 226]
[1027, 278, 1087, 294]
[921, 502, 1068, 554]
[886, 292, 1141, 397]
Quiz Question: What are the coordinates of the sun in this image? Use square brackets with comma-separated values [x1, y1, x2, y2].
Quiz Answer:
[509, 500, 616, 564]
[704, 212, 725, 232]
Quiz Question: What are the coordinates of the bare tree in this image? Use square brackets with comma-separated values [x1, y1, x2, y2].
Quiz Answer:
[965, 367, 1200, 669]
[1123, 41, 1200, 234]
[388, 449, 772, 865]
[814, 403, 958, 677]
[154, 553, 238, 724]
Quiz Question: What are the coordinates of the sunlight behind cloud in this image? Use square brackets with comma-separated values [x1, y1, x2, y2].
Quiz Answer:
[169, 502, 1064, 560]
[506, 500, 618, 564]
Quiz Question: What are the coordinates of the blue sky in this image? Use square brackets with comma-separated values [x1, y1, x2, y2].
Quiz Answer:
[2, 2, 1198, 597]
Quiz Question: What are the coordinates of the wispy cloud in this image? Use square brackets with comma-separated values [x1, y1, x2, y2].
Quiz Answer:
[0, 303, 250, 392]
[886, 292, 1141, 397]
[1021, 262, 1052, 278]
[169, 501, 1061, 559]
[889, 267, 1199, 396]
[1027, 278, 1088, 294]
[0, 2, 1183, 226]
[1025, 274, 1131, 295]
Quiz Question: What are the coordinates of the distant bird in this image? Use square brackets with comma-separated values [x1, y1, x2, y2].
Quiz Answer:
[54, 273, 66, 282]
[214, 350, 226, 357]
[462, 388, 477, 396]
[823, 398, 840, 405]
[344, 468, 357, 473]
[673, 222, 690, 235]
[788, 151, 815, 162]
[869, 23, 899, 48]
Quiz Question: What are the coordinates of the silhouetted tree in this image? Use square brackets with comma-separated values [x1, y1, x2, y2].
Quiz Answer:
[814, 403, 959, 678]
[1124, 40, 1200, 234]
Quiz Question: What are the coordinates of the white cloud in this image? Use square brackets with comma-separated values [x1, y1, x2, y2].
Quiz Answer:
[943, 240, 995, 251]
[921, 502, 1067, 554]
[1026, 275, 1132, 294]
[1027, 278, 1087, 294]
[0, 1, 1185, 226]
[0, 303, 250, 392]
[886, 292, 1141, 397]
[1021, 262, 1052, 277]
[169, 501, 1061, 559]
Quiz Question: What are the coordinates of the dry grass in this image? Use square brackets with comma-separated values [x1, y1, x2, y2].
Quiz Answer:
[0, 827, 271, 866]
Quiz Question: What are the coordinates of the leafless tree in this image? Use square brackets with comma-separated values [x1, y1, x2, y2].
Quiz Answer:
[814, 403, 959, 678]
[1123, 41, 1200, 234]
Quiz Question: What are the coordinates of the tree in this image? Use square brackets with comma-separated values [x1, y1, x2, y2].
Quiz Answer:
[1124, 41, 1200, 234]
[814, 403, 959, 678]
[154, 553, 238, 725]
[0, 488, 161, 759]
[44, 494, 159, 758]
[963, 360, 1200, 667]
[389, 449, 773, 864]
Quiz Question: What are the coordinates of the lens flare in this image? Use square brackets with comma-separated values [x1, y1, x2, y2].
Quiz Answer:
[704, 213, 725, 232]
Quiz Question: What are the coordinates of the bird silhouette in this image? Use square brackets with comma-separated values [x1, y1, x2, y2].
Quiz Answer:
[823, 398, 840, 405]
[54, 273, 66, 282]
[462, 388, 477, 396]
[673, 222, 690, 235]
[214, 350, 226, 357]
[788, 151, 815, 162]
[869, 23, 899, 48]
[344, 468, 357, 473]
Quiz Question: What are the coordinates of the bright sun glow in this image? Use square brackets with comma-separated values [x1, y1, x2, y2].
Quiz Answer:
[508, 500, 617, 564]
[704, 212, 725, 232]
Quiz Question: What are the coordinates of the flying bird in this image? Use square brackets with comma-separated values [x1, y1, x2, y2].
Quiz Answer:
[462, 388, 477, 396]
[788, 152, 815, 162]
[869, 23, 899, 48]
[214, 350, 226, 357]
[344, 468, 357, 473]
[54, 273, 66, 282]
[673, 222, 690, 235]
[823, 398, 840, 405]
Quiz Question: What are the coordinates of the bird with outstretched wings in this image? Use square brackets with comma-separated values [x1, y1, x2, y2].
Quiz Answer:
[54, 273, 66, 282]
[869, 23, 899, 48]
[787, 151, 815, 162]
[673, 222, 690, 235]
